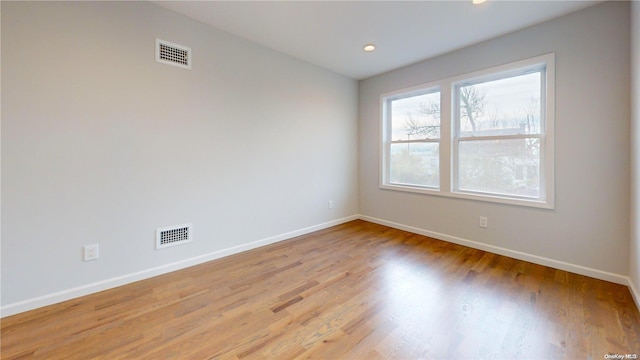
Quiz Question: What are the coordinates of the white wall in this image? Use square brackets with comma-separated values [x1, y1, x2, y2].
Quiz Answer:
[631, 0, 640, 304]
[3, 0, 637, 317]
[359, 2, 631, 280]
[1, 1, 358, 314]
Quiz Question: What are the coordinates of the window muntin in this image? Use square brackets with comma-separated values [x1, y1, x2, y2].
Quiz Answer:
[380, 53, 554, 209]
[454, 68, 546, 199]
[385, 89, 440, 189]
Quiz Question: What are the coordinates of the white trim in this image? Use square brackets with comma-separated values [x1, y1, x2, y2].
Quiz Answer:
[359, 215, 630, 286]
[379, 184, 553, 209]
[4, 214, 635, 318]
[380, 53, 555, 210]
[379, 80, 444, 190]
[448, 53, 553, 85]
[0, 215, 359, 318]
[629, 279, 640, 312]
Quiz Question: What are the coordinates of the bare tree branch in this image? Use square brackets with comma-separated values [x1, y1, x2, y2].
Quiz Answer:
[402, 101, 440, 139]
[459, 86, 485, 132]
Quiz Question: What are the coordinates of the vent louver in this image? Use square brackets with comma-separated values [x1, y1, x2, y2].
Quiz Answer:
[156, 39, 191, 70]
[156, 224, 193, 249]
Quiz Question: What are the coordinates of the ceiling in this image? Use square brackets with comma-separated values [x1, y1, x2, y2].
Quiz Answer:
[153, 1, 601, 80]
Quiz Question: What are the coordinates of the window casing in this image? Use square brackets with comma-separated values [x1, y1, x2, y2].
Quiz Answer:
[380, 54, 555, 209]
[383, 87, 441, 189]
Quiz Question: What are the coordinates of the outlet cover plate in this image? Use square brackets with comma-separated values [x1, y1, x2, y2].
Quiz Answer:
[83, 244, 99, 261]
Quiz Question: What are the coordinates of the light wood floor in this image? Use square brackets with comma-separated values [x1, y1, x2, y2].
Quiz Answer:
[2, 220, 639, 359]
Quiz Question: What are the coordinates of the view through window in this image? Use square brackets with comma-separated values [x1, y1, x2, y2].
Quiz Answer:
[389, 90, 440, 188]
[380, 54, 555, 208]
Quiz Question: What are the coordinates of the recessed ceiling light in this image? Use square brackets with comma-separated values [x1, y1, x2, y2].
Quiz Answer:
[363, 44, 376, 52]
[472, 0, 486, 4]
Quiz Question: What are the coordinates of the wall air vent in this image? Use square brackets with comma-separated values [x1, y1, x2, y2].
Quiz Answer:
[156, 39, 191, 70]
[156, 223, 193, 249]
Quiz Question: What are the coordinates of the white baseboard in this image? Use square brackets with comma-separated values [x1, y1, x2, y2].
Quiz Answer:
[629, 278, 640, 311]
[4, 214, 637, 317]
[0, 215, 359, 318]
[359, 215, 631, 286]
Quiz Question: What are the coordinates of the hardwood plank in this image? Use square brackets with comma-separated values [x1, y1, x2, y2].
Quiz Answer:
[2, 220, 639, 359]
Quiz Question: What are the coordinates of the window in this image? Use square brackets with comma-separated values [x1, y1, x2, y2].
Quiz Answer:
[384, 88, 441, 188]
[380, 54, 555, 209]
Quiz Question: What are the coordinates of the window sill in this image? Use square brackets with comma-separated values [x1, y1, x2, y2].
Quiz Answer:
[380, 183, 554, 209]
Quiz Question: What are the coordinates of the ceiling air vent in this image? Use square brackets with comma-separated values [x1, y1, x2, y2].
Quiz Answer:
[156, 39, 191, 70]
[156, 223, 193, 249]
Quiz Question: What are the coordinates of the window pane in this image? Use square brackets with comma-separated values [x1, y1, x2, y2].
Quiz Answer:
[458, 72, 541, 137]
[458, 138, 540, 197]
[390, 142, 439, 187]
[391, 91, 440, 141]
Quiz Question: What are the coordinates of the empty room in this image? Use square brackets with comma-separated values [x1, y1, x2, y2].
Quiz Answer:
[2, 0, 640, 358]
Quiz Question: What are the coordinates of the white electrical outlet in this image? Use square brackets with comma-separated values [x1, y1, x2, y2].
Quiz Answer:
[479, 216, 488, 228]
[83, 244, 99, 261]
[328, 200, 334, 209]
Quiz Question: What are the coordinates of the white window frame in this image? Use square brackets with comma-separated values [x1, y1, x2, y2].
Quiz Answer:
[380, 53, 555, 209]
[380, 82, 443, 193]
